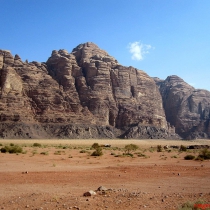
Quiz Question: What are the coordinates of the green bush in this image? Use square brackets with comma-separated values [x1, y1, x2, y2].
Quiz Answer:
[123, 153, 133, 157]
[195, 156, 204, 161]
[0, 145, 23, 154]
[10, 143, 15, 146]
[178, 201, 193, 210]
[80, 150, 87, 153]
[124, 144, 139, 154]
[197, 148, 210, 160]
[180, 145, 187, 152]
[54, 150, 62, 155]
[114, 154, 123, 157]
[157, 145, 162, 152]
[184, 155, 195, 160]
[33, 143, 42, 147]
[40, 151, 48, 155]
[179, 199, 208, 210]
[0, 147, 7, 153]
[135, 152, 146, 157]
[91, 143, 100, 149]
[91, 147, 103, 156]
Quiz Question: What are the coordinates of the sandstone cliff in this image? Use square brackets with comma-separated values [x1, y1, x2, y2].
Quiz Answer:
[0, 43, 184, 139]
[154, 76, 210, 139]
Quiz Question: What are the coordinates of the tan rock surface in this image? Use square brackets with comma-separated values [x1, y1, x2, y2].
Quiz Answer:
[155, 75, 210, 139]
[2, 43, 208, 139]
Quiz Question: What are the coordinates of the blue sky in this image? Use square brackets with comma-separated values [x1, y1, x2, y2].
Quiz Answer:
[1, 0, 210, 90]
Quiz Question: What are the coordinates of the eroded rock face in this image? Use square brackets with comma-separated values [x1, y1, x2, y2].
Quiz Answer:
[155, 75, 210, 139]
[47, 42, 168, 129]
[0, 43, 177, 139]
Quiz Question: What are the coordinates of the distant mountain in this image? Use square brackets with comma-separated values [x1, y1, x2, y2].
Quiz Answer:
[0, 42, 209, 139]
[154, 75, 210, 139]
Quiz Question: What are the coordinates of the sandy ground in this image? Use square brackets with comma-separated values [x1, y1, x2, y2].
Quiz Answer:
[0, 139, 210, 210]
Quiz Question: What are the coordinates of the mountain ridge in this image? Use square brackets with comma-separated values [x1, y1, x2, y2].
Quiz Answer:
[0, 42, 209, 139]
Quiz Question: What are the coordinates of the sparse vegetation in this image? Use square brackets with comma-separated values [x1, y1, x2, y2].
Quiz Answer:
[123, 153, 134, 157]
[31, 150, 38, 155]
[0, 145, 23, 154]
[114, 154, 123, 157]
[178, 199, 209, 210]
[178, 201, 193, 210]
[0, 147, 7, 153]
[40, 151, 48, 155]
[135, 152, 147, 158]
[148, 147, 155, 153]
[157, 145, 162, 152]
[124, 144, 139, 155]
[33, 143, 42, 147]
[80, 149, 87, 153]
[91, 147, 103, 156]
[184, 155, 195, 160]
[180, 145, 187, 152]
[195, 156, 204, 161]
[54, 150, 62, 155]
[91, 143, 100, 149]
[197, 148, 210, 160]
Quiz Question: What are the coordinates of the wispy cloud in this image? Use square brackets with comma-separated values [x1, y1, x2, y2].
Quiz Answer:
[128, 41, 152, 61]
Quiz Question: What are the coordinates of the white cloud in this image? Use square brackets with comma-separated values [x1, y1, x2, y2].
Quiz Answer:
[128, 41, 152, 61]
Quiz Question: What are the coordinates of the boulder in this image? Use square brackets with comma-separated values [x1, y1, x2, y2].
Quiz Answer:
[97, 186, 108, 191]
[83, 190, 96, 196]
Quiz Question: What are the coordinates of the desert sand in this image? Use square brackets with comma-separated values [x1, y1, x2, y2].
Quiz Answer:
[0, 139, 210, 210]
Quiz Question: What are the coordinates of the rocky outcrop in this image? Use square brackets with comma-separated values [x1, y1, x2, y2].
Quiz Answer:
[46, 43, 168, 130]
[121, 123, 179, 139]
[0, 123, 119, 139]
[154, 75, 210, 139]
[0, 43, 180, 139]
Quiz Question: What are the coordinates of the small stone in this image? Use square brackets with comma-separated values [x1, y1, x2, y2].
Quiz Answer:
[97, 186, 108, 191]
[83, 190, 96, 197]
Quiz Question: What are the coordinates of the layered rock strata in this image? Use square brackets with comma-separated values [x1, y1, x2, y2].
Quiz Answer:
[154, 76, 210, 139]
[0, 43, 178, 139]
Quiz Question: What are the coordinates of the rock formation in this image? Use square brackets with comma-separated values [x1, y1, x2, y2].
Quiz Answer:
[154, 76, 210, 139]
[0, 42, 208, 139]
